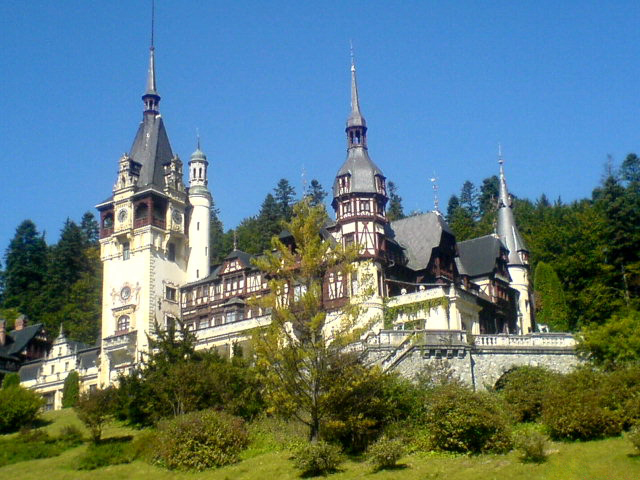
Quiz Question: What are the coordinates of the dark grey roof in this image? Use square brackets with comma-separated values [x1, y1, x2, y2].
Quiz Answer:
[223, 297, 246, 307]
[18, 361, 42, 382]
[332, 147, 384, 197]
[347, 63, 366, 128]
[457, 235, 505, 278]
[78, 347, 99, 370]
[224, 250, 254, 268]
[129, 114, 174, 188]
[0, 324, 45, 358]
[388, 212, 452, 271]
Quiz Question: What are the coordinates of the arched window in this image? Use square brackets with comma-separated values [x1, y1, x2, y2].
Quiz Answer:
[116, 315, 130, 333]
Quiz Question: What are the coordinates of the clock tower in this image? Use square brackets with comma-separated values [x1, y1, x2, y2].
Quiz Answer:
[96, 44, 189, 385]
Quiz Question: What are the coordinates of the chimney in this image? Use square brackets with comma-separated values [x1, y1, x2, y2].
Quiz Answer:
[0, 320, 5, 346]
[14, 315, 27, 331]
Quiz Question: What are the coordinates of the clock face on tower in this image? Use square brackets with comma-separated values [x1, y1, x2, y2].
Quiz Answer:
[120, 286, 131, 302]
[172, 210, 183, 224]
[118, 208, 128, 223]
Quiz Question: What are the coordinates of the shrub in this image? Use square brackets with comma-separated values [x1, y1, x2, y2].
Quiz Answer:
[76, 438, 134, 470]
[75, 388, 116, 443]
[0, 385, 44, 433]
[154, 409, 249, 471]
[367, 436, 405, 471]
[423, 383, 512, 454]
[495, 366, 557, 423]
[513, 429, 549, 463]
[2, 372, 20, 389]
[323, 359, 418, 453]
[130, 429, 160, 462]
[58, 425, 84, 446]
[292, 441, 343, 476]
[602, 365, 640, 429]
[61, 371, 80, 408]
[628, 424, 640, 453]
[541, 368, 624, 440]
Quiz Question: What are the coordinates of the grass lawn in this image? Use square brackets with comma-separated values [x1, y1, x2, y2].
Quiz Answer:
[1, 409, 639, 479]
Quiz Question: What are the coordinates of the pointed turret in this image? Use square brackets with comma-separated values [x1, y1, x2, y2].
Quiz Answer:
[333, 56, 386, 203]
[332, 54, 388, 261]
[496, 151, 528, 266]
[187, 137, 212, 282]
[142, 46, 160, 114]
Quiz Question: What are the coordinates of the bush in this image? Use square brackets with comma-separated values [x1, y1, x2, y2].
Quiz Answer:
[541, 368, 624, 440]
[423, 383, 512, 454]
[75, 388, 116, 443]
[58, 425, 84, 446]
[154, 409, 249, 471]
[61, 371, 80, 408]
[367, 436, 405, 471]
[0, 385, 44, 433]
[2, 372, 20, 389]
[495, 366, 557, 423]
[602, 365, 640, 429]
[292, 441, 343, 476]
[0, 427, 83, 468]
[76, 438, 134, 470]
[628, 424, 640, 453]
[323, 359, 418, 453]
[513, 429, 549, 463]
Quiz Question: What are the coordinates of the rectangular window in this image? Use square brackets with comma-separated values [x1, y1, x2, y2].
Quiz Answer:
[166, 286, 177, 302]
[122, 242, 130, 260]
[197, 221, 200, 231]
[65, 362, 69, 371]
[50, 365, 54, 375]
[360, 200, 370, 212]
[168, 243, 176, 262]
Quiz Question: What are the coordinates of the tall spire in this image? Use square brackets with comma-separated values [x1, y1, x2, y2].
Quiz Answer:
[347, 44, 366, 130]
[142, 0, 160, 114]
[496, 146, 528, 265]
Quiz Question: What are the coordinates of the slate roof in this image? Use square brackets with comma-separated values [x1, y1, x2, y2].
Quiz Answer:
[78, 347, 99, 371]
[18, 361, 41, 382]
[387, 212, 452, 271]
[129, 114, 174, 189]
[333, 147, 384, 197]
[224, 250, 254, 268]
[457, 235, 505, 278]
[0, 323, 45, 359]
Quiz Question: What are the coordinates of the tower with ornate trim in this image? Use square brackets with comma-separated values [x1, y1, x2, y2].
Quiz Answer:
[96, 44, 200, 385]
[496, 153, 535, 333]
[187, 142, 211, 282]
[331, 58, 388, 327]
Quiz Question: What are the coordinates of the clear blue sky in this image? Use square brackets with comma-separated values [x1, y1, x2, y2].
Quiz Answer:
[1, 1, 639, 254]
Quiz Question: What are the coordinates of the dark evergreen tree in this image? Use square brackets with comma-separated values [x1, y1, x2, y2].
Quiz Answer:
[478, 176, 499, 217]
[2, 220, 48, 320]
[307, 179, 327, 207]
[62, 370, 80, 408]
[446, 194, 460, 223]
[448, 207, 476, 241]
[387, 181, 405, 221]
[534, 261, 570, 331]
[273, 178, 296, 221]
[79, 211, 99, 247]
[459, 180, 478, 219]
[209, 201, 226, 265]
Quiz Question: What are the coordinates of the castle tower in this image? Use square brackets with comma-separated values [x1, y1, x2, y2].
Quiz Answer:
[187, 140, 211, 281]
[331, 57, 388, 259]
[96, 44, 189, 385]
[331, 56, 388, 322]
[496, 152, 534, 333]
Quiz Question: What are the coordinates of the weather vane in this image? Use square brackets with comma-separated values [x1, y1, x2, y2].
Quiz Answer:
[430, 173, 440, 213]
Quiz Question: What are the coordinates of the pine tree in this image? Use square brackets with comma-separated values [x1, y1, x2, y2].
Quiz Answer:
[2, 220, 48, 320]
[274, 178, 296, 221]
[79, 212, 99, 247]
[209, 201, 225, 265]
[478, 175, 499, 217]
[446, 194, 460, 223]
[533, 261, 570, 331]
[307, 179, 327, 207]
[459, 180, 478, 219]
[62, 370, 80, 408]
[387, 181, 405, 221]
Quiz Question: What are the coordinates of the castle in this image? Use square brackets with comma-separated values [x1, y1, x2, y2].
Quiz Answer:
[19, 43, 577, 407]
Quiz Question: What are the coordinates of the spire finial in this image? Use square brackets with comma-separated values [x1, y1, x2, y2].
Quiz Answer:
[430, 173, 440, 213]
[346, 42, 366, 134]
[142, 0, 160, 113]
[151, 0, 155, 49]
[196, 128, 201, 150]
[350, 39, 355, 71]
[233, 230, 238, 250]
[498, 142, 505, 178]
